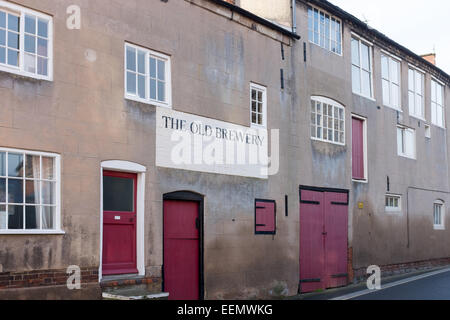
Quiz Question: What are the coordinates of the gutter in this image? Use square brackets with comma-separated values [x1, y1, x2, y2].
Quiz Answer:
[209, 0, 301, 40]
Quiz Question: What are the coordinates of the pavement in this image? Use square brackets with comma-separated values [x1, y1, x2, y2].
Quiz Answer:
[288, 266, 450, 300]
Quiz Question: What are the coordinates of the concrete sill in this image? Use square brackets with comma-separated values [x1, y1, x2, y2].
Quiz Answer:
[102, 292, 169, 300]
[0, 230, 66, 235]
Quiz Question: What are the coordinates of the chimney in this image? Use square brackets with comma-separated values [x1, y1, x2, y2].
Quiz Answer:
[421, 53, 436, 66]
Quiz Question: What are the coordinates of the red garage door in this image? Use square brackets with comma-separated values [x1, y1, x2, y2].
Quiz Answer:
[300, 187, 349, 293]
[163, 200, 200, 300]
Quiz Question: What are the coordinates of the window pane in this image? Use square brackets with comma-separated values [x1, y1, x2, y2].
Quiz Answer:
[8, 205, 23, 229]
[415, 72, 422, 94]
[158, 60, 165, 81]
[150, 57, 156, 78]
[103, 176, 134, 212]
[362, 70, 371, 97]
[351, 39, 359, 66]
[150, 78, 156, 100]
[8, 153, 23, 177]
[137, 50, 145, 74]
[381, 56, 389, 79]
[126, 46, 136, 71]
[26, 155, 40, 179]
[24, 53, 36, 73]
[361, 43, 370, 70]
[391, 84, 399, 109]
[352, 65, 360, 94]
[7, 49, 18, 66]
[0, 29, 5, 46]
[41, 181, 55, 205]
[25, 15, 36, 34]
[415, 95, 422, 116]
[42, 206, 55, 230]
[158, 81, 165, 102]
[25, 180, 40, 204]
[390, 60, 399, 84]
[437, 85, 443, 105]
[138, 75, 145, 99]
[408, 69, 414, 91]
[37, 38, 47, 57]
[25, 34, 36, 53]
[8, 14, 19, 32]
[0, 11, 5, 29]
[126, 72, 136, 95]
[0, 205, 5, 229]
[0, 47, 4, 64]
[37, 19, 48, 38]
[37, 57, 48, 76]
[0, 178, 5, 202]
[382, 79, 390, 106]
[8, 179, 23, 203]
[25, 206, 40, 229]
[8, 31, 19, 49]
[0, 152, 4, 176]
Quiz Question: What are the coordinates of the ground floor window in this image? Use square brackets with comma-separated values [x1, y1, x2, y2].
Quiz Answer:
[434, 200, 445, 230]
[0, 147, 60, 233]
[385, 195, 401, 212]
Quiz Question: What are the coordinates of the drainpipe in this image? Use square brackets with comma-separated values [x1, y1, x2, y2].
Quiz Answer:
[291, 0, 297, 34]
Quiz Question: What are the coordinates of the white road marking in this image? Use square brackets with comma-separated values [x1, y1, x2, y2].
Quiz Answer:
[331, 267, 450, 300]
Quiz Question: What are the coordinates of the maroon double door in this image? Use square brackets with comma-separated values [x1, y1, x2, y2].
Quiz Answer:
[163, 193, 203, 300]
[299, 187, 349, 293]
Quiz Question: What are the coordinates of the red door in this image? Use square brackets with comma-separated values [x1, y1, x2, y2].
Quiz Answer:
[102, 171, 137, 276]
[300, 188, 348, 293]
[352, 117, 365, 180]
[163, 200, 200, 300]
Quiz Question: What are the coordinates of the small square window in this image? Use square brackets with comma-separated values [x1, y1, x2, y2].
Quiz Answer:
[425, 124, 431, 139]
[255, 200, 276, 235]
[434, 201, 445, 230]
[385, 195, 401, 212]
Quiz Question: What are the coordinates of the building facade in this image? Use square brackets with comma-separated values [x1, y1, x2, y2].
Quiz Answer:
[0, 0, 449, 300]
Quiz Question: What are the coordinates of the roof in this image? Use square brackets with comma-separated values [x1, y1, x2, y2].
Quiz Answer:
[210, 0, 301, 40]
[303, 0, 450, 83]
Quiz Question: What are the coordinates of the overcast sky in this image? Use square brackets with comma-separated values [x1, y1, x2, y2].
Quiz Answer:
[329, 0, 450, 74]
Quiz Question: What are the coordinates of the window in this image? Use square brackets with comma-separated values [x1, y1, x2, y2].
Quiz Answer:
[311, 96, 345, 145]
[408, 68, 425, 119]
[0, 1, 52, 80]
[433, 200, 445, 230]
[397, 126, 416, 159]
[250, 83, 267, 127]
[381, 54, 401, 110]
[307, 6, 342, 55]
[125, 43, 171, 107]
[431, 79, 445, 128]
[385, 195, 401, 212]
[255, 199, 276, 235]
[0, 148, 61, 234]
[425, 124, 431, 139]
[352, 116, 367, 181]
[352, 36, 373, 98]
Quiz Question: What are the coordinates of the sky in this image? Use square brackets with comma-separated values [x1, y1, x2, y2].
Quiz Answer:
[329, 0, 450, 74]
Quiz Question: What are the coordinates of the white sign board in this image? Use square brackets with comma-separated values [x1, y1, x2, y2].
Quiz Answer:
[156, 107, 269, 179]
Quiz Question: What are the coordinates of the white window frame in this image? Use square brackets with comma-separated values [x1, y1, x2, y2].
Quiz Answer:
[351, 34, 374, 100]
[385, 194, 402, 213]
[397, 125, 416, 160]
[310, 96, 345, 146]
[433, 200, 445, 230]
[431, 78, 445, 128]
[351, 114, 368, 183]
[250, 82, 267, 128]
[408, 67, 425, 120]
[381, 52, 402, 111]
[0, 147, 63, 235]
[124, 42, 172, 108]
[307, 5, 342, 55]
[0, 1, 53, 81]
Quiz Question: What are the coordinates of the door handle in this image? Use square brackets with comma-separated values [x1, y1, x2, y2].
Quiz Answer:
[322, 232, 328, 236]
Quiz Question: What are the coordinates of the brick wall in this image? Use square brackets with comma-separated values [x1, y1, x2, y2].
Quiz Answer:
[0, 267, 98, 290]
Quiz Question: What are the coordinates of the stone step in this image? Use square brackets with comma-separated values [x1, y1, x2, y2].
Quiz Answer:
[100, 275, 166, 300]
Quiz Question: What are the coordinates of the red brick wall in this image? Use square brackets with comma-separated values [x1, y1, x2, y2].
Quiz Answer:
[0, 267, 98, 289]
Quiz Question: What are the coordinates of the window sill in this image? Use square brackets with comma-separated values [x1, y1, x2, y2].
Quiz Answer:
[308, 41, 343, 57]
[0, 64, 53, 82]
[398, 154, 416, 160]
[0, 230, 65, 235]
[311, 137, 346, 147]
[352, 92, 376, 102]
[352, 178, 368, 184]
[433, 225, 445, 231]
[431, 123, 446, 130]
[124, 95, 171, 109]
[384, 105, 402, 113]
[409, 114, 426, 122]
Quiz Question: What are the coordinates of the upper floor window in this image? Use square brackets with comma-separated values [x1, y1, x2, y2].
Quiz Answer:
[397, 125, 416, 159]
[408, 67, 425, 119]
[381, 54, 401, 110]
[0, 147, 61, 234]
[311, 96, 345, 145]
[434, 200, 445, 230]
[352, 36, 373, 99]
[431, 79, 445, 128]
[308, 6, 342, 55]
[0, 1, 52, 80]
[125, 43, 171, 108]
[250, 83, 267, 128]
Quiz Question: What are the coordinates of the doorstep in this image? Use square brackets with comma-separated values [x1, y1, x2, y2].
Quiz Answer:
[100, 274, 165, 300]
